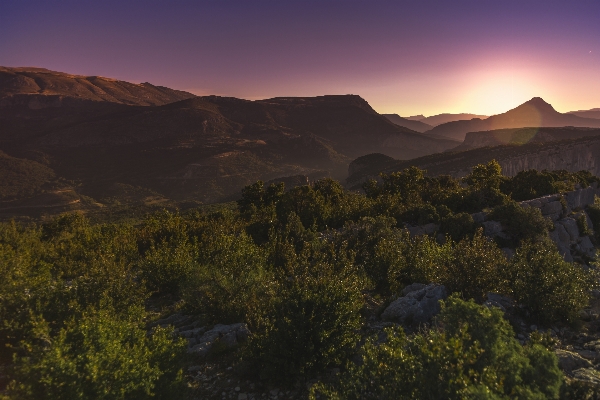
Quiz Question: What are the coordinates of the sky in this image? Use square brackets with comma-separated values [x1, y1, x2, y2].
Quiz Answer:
[1, 0, 599, 116]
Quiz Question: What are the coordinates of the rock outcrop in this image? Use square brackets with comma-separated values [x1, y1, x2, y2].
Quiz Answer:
[381, 283, 447, 324]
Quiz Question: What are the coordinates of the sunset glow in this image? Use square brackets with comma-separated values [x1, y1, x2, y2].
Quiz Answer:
[1, 0, 599, 117]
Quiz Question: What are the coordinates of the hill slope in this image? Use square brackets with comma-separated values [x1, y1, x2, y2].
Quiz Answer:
[0, 66, 196, 107]
[427, 98, 600, 141]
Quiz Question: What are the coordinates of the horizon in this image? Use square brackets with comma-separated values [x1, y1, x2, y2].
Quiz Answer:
[1, 1, 599, 116]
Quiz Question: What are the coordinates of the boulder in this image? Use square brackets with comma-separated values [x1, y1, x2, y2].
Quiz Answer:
[564, 190, 582, 210]
[483, 220, 502, 236]
[581, 187, 597, 207]
[471, 212, 486, 223]
[382, 284, 447, 324]
[558, 218, 579, 242]
[483, 293, 514, 312]
[542, 201, 563, 216]
[555, 349, 593, 373]
[577, 236, 596, 258]
[572, 368, 600, 386]
[187, 323, 251, 357]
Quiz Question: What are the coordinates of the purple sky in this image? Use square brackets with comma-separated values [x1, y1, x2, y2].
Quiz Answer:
[1, 0, 599, 116]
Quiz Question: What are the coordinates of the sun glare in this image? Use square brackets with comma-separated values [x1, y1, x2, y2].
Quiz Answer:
[459, 74, 536, 115]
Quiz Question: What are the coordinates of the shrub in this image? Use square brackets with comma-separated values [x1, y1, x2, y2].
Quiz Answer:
[506, 240, 597, 325]
[439, 230, 506, 302]
[488, 201, 553, 246]
[138, 237, 198, 294]
[7, 306, 187, 400]
[311, 296, 562, 399]
[439, 212, 477, 242]
[337, 217, 407, 295]
[250, 257, 363, 386]
[181, 231, 272, 328]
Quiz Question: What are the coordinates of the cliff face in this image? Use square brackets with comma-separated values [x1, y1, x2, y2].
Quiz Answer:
[346, 136, 600, 189]
[498, 138, 600, 177]
[456, 127, 600, 152]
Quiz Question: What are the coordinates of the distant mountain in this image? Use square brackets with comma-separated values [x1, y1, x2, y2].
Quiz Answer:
[0, 67, 458, 218]
[427, 98, 600, 141]
[382, 113, 433, 132]
[415, 113, 488, 127]
[406, 114, 426, 121]
[0, 66, 196, 107]
[568, 108, 600, 120]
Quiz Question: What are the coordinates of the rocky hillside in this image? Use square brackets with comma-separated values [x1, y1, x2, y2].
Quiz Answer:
[426, 98, 600, 141]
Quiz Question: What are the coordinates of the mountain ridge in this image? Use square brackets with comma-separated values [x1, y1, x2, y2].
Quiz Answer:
[426, 97, 600, 141]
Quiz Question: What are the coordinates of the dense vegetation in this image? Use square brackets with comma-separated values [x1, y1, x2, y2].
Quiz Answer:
[1, 161, 598, 398]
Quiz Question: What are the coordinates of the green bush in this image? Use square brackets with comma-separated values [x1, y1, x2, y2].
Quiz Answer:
[311, 296, 562, 399]
[439, 212, 477, 242]
[138, 237, 198, 294]
[7, 306, 187, 400]
[488, 201, 553, 246]
[439, 230, 506, 302]
[506, 240, 597, 324]
[250, 257, 363, 386]
[181, 231, 272, 328]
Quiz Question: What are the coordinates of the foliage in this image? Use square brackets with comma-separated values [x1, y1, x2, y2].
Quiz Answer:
[181, 230, 272, 328]
[488, 201, 553, 246]
[250, 250, 364, 386]
[439, 212, 478, 242]
[505, 239, 597, 324]
[310, 297, 562, 400]
[7, 306, 187, 400]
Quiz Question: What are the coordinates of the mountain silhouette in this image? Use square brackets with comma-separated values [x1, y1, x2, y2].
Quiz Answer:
[427, 97, 600, 141]
[382, 114, 432, 132]
[568, 108, 600, 120]
[408, 113, 488, 127]
[0, 66, 196, 107]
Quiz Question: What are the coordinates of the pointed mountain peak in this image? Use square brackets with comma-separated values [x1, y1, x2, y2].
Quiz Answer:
[504, 97, 558, 116]
[521, 97, 556, 111]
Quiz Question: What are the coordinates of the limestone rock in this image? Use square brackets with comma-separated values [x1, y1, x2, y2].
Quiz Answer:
[483, 293, 514, 312]
[558, 218, 579, 242]
[382, 283, 447, 324]
[555, 349, 593, 372]
[572, 368, 600, 386]
[187, 323, 251, 357]
[483, 220, 502, 236]
[542, 201, 563, 216]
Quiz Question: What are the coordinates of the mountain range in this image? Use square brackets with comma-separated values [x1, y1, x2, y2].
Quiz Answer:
[406, 113, 489, 126]
[425, 97, 600, 141]
[0, 67, 458, 219]
[569, 108, 600, 120]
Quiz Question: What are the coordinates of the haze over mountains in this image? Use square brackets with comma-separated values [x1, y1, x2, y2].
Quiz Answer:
[425, 97, 600, 141]
[381, 114, 433, 133]
[406, 113, 489, 127]
[569, 108, 600, 120]
[0, 67, 457, 219]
